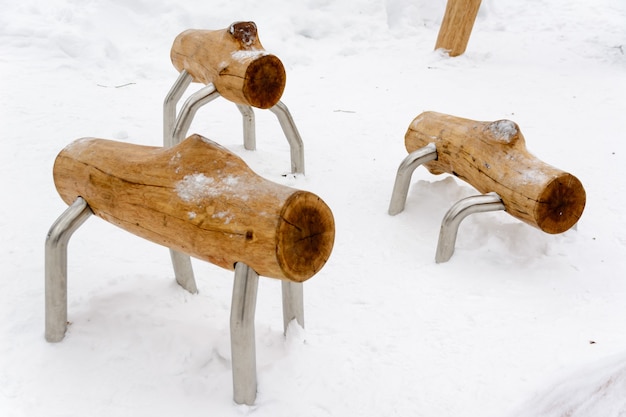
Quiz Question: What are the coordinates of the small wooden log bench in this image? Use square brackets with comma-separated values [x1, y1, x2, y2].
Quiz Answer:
[164, 21, 304, 174]
[171, 21, 286, 109]
[389, 111, 586, 262]
[45, 134, 335, 405]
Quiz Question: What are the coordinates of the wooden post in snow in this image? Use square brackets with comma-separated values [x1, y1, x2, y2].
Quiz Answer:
[435, 0, 482, 57]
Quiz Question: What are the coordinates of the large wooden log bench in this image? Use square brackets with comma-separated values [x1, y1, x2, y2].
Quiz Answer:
[45, 134, 335, 405]
[389, 111, 586, 262]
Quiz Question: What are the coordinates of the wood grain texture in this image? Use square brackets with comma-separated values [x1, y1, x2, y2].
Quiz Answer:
[435, 0, 482, 57]
[405, 111, 586, 234]
[170, 22, 286, 109]
[53, 135, 334, 281]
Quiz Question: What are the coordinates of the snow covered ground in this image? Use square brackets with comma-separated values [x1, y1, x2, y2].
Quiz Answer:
[1, 0, 625, 416]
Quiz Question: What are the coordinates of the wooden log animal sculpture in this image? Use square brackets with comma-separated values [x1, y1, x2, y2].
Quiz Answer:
[389, 111, 586, 262]
[47, 134, 335, 404]
[52, 134, 334, 281]
[435, 0, 482, 57]
[405, 111, 585, 234]
[170, 21, 286, 109]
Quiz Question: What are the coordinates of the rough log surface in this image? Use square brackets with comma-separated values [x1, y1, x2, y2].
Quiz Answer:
[435, 0, 482, 57]
[53, 135, 334, 282]
[171, 21, 286, 109]
[405, 111, 586, 234]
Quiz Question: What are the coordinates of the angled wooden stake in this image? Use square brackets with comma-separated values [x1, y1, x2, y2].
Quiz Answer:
[435, 0, 482, 57]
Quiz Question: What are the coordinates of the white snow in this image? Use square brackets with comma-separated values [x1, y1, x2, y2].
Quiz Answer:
[1, 1, 626, 416]
[176, 173, 217, 202]
[231, 49, 269, 62]
[488, 120, 518, 143]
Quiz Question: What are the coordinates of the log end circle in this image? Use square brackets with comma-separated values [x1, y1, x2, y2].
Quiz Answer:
[243, 54, 286, 109]
[276, 191, 335, 282]
[535, 173, 586, 234]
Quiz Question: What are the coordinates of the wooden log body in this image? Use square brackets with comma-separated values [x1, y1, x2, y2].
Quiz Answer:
[53, 135, 334, 282]
[171, 21, 286, 109]
[435, 0, 482, 57]
[405, 111, 586, 234]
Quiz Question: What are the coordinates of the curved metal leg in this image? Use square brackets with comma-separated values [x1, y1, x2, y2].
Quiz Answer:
[281, 281, 304, 334]
[164, 71, 204, 293]
[269, 101, 305, 175]
[172, 84, 221, 145]
[45, 197, 93, 342]
[169, 250, 198, 294]
[236, 104, 256, 151]
[230, 263, 259, 405]
[388, 143, 438, 215]
[435, 193, 505, 263]
[163, 70, 193, 147]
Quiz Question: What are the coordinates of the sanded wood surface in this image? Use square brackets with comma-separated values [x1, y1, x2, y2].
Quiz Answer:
[435, 0, 482, 57]
[53, 135, 334, 282]
[171, 21, 286, 109]
[405, 111, 586, 234]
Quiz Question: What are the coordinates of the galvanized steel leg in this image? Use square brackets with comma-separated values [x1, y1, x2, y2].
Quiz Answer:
[163, 73, 215, 294]
[269, 101, 305, 175]
[45, 197, 93, 342]
[435, 193, 505, 263]
[171, 84, 221, 145]
[163, 70, 193, 147]
[281, 281, 304, 334]
[230, 263, 259, 405]
[236, 104, 256, 151]
[168, 251, 198, 294]
[388, 143, 438, 215]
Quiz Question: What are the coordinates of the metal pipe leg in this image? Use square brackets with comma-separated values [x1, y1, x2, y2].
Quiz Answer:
[164, 78, 218, 293]
[281, 281, 304, 334]
[269, 101, 305, 175]
[435, 193, 505, 263]
[172, 84, 221, 145]
[230, 263, 259, 405]
[163, 70, 193, 147]
[169, 250, 198, 294]
[388, 143, 438, 215]
[45, 197, 93, 342]
[236, 104, 256, 151]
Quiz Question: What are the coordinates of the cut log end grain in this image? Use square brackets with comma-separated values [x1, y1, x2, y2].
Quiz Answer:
[243, 54, 286, 109]
[535, 173, 586, 234]
[277, 191, 335, 282]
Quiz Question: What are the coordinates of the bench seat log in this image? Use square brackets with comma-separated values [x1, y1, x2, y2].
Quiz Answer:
[52, 134, 334, 282]
[404, 111, 586, 234]
[170, 22, 286, 109]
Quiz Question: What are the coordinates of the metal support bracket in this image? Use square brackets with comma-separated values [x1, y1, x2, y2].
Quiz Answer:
[230, 262, 259, 405]
[388, 143, 438, 215]
[435, 193, 505, 263]
[389, 144, 507, 262]
[45, 197, 93, 342]
[44, 197, 305, 404]
[163, 70, 305, 174]
[281, 281, 304, 334]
